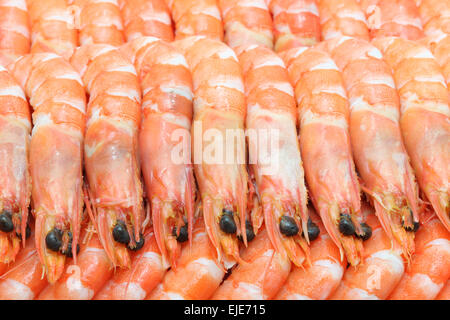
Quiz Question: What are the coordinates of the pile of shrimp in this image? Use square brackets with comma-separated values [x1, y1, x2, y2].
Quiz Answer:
[0, 0, 448, 300]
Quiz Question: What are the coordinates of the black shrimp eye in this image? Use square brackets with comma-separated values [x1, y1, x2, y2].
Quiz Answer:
[412, 221, 420, 232]
[339, 213, 355, 236]
[219, 211, 237, 234]
[173, 224, 189, 243]
[307, 218, 320, 241]
[45, 228, 63, 252]
[279, 215, 299, 237]
[128, 233, 145, 251]
[356, 222, 372, 241]
[0, 211, 14, 233]
[112, 220, 130, 244]
[238, 220, 255, 243]
[62, 242, 80, 258]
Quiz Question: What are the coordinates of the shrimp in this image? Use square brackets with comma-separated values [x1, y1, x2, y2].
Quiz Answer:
[218, 0, 274, 49]
[373, 37, 449, 232]
[275, 209, 345, 300]
[70, 44, 144, 268]
[330, 203, 405, 300]
[0, 65, 31, 264]
[38, 229, 113, 300]
[119, 0, 174, 42]
[236, 44, 309, 266]
[389, 212, 450, 300]
[175, 36, 248, 266]
[166, 0, 223, 40]
[317, 0, 370, 41]
[0, 229, 48, 299]
[0, 0, 30, 66]
[414, 0, 450, 37]
[146, 217, 225, 300]
[9, 53, 86, 283]
[436, 280, 450, 300]
[423, 35, 450, 88]
[267, 0, 321, 52]
[280, 46, 364, 266]
[322, 37, 420, 259]
[27, 0, 78, 59]
[359, 0, 424, 40]
[120, 37, 195, 267]
[71, 0, 124, 46]
[94, 230, 165, 300]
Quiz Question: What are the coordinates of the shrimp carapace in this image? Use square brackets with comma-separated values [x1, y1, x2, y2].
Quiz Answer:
[70, 44, 144, 268]
[120, 37, 196, 267]
[236, 44, 310, 267]
[280, 46, 364, 266]
[0, 65, 31, 263]
[9, 53, 86, 283]
[175, 36, 248, 267]
[323, 36, 421, 259]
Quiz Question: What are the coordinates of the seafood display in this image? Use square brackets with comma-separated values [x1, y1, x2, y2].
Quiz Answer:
[0, 0, 448, 301]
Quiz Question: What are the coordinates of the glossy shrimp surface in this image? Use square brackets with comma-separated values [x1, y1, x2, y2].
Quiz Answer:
[237, 44, 309, 266]
[70, 44, 144, 268]
[275, 210, 345, 300]
[9, 53, 86, 283]
[120, 37, 195, 267]
[373, 37, 449, 232]
[219, 0, 274, 49]
[166, 0, 223, 41]
[324, 37, 420, 258]
[415, 0, 450, 37]
[0, 0, 30, 66]
[280, 47, 364, 266]
[175, 37, 248, 266]
[119, 0, 173, 42]
[0, 66, 31, 264]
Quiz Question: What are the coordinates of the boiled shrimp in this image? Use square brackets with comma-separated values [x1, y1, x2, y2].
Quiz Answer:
[9, 53, 86, 283]
[219, 0, 274, 49]
[436, 281, 450, 300]
[280, 46, 364, 266]
[70, 44, 144, 268]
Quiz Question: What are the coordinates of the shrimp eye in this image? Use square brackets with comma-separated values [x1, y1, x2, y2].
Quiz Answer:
[307, 218, 320, 241]
[0, 211, 14, 233]
[219, 210, 237, 234]
[279, 216, 299, 237]
[238, 220, 255, 243]
[128, 232, 145, 251]
[61, 232, 80, 257]
[404, 221, 420, 232]
[356, 222, 372, 241]
[339, 214, 355, 236]
[45, 228, 63, 252]
[173, 224, 188, 243]
[112, 220, 130, 244]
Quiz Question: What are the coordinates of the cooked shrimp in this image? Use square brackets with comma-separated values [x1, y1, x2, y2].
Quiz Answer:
[317, 0, 370, 40]
[0, 0, 30, 66]
[275, 210, 345, 300]
[175, 36, 248, 266]
[373, 37, 449, 232]
[359, 0, 424, 40]
[415, 0, 450, 37]
[38, 229, 113, 300]
[280, 46, 364, 266]
[70, 44, 144, 268]
[436, 280, 450, 300]
[166, 0, 223, 40]
[322, 37, 420, 259]
[120, 37, 195, 267]
[423, 35, 450, 88]
[71, 0, 124, 46]
[9, 53, 86, 283]
[330, 203, 405, 300]
[267, 0, 321, 52]
[389, 212, 450, 300]
[0, 65, 31, 264]
[236, 44, 309, 266]
[147, 217, 225, 300]
[27, 0, 78, 59]
[94, 230, 165, 300]
[119, 0, 173, 42]
[219, 0, 274, 49]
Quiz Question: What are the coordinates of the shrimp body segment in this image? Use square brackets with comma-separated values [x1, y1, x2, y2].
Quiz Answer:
[70, 44, 144, 268]
[9, 53, 86, 283]
[324, 37, 420, 258]
[436, 281, 450, 300]
[0, 66, 31, 263]
[120, 37, 195, 267]
[280, 47, 363, 266]
[236, 44, 309, 266]
[373, 37, 450, 232]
